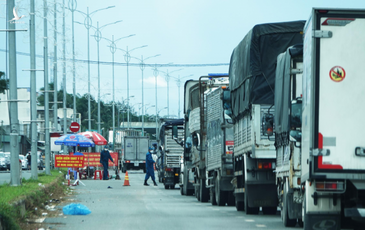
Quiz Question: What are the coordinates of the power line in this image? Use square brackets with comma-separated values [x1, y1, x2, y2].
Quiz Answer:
[0, 48, 229, 68]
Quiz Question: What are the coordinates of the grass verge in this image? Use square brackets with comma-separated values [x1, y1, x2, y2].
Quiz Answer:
[0, 168, 68, 230]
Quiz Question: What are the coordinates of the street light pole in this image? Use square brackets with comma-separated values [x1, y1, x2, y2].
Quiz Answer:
[91, 20, 122, 136]
[53, 0, 58, 132]
[73, 5, 115, 133]
[68, 0, 77, 122]
[153, 64, 159, 141]
[133, 54, 160, 135]
[160, 68, 183, 118]
[7, 0, 20, 185]
[175, 74, 193, 118]
[100, 34, 135, 150]
[116, 45, 147, 129]
[43, 0, 51, 175]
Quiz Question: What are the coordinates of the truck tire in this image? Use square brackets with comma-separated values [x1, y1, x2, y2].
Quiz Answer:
[245, 186, 259, 215]
[180, 186, 185, 195]
[227, 191, 235, 206]
[282, 183, 296, 226]
[210, 188, 217, 205]
[199, 178, 209, 202]
[235, 200, 244, 211]
[121, 166, 126, 173]
[215, 175, 227, 206]
[170, 184, 175, 189]
[183, 166, 189, 195]
[164, 184, 169, 189]
[195, 185, 200, 201]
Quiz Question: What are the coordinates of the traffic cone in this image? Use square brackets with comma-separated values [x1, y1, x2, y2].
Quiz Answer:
[123, 171, 130, 186]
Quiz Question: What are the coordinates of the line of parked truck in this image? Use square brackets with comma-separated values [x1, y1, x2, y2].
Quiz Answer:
[162, 8, 365, 230]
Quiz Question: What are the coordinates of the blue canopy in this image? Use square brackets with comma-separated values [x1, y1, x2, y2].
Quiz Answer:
[54, 134, 95, 147]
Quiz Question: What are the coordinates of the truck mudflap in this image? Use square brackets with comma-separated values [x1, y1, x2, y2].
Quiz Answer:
[246, 184, 277, 207]
[304, 213, 341, 230]
[344, 208, 365, 218]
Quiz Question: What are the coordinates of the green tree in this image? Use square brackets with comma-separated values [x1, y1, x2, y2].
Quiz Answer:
[0, 71, 9, 94]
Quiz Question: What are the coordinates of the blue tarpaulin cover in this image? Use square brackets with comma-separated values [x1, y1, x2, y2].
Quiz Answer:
[63, 203, 91, 215]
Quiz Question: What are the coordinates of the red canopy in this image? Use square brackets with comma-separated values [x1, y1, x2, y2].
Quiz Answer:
[78, 131, 107, 145]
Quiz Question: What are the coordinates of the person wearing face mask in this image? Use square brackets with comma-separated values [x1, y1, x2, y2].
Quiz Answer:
[144, 147, 158, 186]
[100, 145, 114, 180]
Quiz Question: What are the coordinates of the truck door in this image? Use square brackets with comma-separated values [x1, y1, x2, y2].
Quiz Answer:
[137, 138, 149, 161]
[316, 15, 365, 172]
[125, 138, 137, 160]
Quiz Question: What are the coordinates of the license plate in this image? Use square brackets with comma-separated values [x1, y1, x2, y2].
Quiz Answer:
[134, 162, 139, 167]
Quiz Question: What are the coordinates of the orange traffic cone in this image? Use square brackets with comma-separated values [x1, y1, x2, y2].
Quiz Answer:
[123, 171, 130, 186]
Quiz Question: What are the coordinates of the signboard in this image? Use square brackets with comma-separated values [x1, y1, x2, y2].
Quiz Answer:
[69, 152, 118, 167]
[54, 155, 84, 168]
[70, 122, 80, 132]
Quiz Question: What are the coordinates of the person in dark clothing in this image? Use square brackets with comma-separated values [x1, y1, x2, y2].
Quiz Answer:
[27, 153, 31, 170]
[100, 146, 114, 180]
[144, 147, 157, 186]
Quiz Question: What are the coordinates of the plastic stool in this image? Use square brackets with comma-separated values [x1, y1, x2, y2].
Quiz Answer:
[101, 171, 109, 179]
[94, 170, 102, 180]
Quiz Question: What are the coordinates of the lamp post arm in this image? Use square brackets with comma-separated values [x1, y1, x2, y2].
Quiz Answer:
[129, 45, 147, 52]
[90, 6, 115, 16]
[100, 20, 123, 30]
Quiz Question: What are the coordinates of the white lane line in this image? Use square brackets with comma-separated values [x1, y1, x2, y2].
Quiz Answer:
[256, 224, 267, 228]
[245, 219, 255, 222]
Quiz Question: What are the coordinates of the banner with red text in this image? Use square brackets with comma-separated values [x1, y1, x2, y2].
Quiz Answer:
[55, 155, 84, 168]
[70, 152, 118, 167]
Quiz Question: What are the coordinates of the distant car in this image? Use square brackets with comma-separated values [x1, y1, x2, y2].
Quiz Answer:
[0, 152, 7, 171]
[4, 152, 10, 170]
[19, 155, 28, 170]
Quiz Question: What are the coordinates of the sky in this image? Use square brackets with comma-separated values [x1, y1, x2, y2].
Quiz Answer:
[0, 0, 364, 119]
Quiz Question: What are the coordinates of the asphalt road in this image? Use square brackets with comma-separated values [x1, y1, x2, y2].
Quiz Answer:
[0, 169, 44, 185]
[43, 170, 299, 230]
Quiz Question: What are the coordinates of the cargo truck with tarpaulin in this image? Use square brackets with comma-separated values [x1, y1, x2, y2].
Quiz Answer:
[157, 119, 184, 189]
[299, 8, 365, 230]
[228, 20, 305, 214]
[274, 44, 304, 227]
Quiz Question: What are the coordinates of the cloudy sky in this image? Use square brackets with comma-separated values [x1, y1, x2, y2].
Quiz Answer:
[0, 0, 364, 118]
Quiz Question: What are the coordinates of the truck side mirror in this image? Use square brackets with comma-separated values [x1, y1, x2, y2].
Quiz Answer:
[192, 132, 200, 147]
[172, 126, 178, 139]
[290, 98, 302, 129]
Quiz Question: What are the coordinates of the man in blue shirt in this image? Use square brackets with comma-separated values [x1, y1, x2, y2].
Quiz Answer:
[100, 146, 114, 180]
[144, 147, 157, 186]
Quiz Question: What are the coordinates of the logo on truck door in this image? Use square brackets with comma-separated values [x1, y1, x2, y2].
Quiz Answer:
[329, 66, 346, 82]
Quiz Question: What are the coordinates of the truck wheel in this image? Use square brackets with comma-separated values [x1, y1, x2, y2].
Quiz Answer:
[227, 192, 235, 206]
[121, 166, 126, 173]
[180, 186, 185, 195]
[164, 184, 169, 189]
[199, 178, 209, 202]
[210, 188, 217, 205]
[282, 183, 296, 226]
[235, 200, 244, 211]
[183, 167, 189, 195]
[245, 187, 259, 215]
[196, 184, 200, 201]
[215, 175, 227, 206]
[170, 184, 175, 189]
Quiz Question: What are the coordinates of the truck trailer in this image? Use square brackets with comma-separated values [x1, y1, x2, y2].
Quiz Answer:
[228, 20, 305, 214]
[300, 8, 365, 230]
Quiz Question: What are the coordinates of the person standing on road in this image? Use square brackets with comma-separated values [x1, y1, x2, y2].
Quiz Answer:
[144, 147, 158, 186]
[27, 153, 31, 170]
[100, 146, 114, 180]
